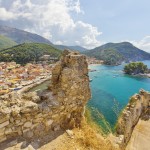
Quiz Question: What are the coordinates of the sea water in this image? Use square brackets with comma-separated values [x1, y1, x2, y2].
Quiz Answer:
[88, 60, 150, 127]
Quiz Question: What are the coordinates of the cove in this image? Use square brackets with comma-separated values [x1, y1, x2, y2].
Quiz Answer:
[88, 60, 150, 128]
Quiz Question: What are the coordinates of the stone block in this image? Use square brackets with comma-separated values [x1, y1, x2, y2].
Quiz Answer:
[9, 117, 14, 123]
[24, 121, 32, 128]
[33, 118, 43, 123]
[23, 128, 30, 133]
[15, 120, 21, 124]
[0, 121, 9, 129]
[0, 127, 5, 136]
[46, 119, 53, 126]
[0, 135, 7, 142]
[23, 130, 34, 138]
[31, 123, 39, 129]
[7, 139, 18, 147]
[0, 115, 9, 124]
[5, 127, 12, 135]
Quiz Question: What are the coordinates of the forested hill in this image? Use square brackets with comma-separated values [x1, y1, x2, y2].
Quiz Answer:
[0, 43, 61, 64]
[83, 42, 150, 65]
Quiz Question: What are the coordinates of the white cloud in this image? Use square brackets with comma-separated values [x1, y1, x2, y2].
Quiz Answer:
[55, 41, 63, 45]
[0, 0, 102, 48]
[0, 7, 16, 20]
[130, 36, 150, 53]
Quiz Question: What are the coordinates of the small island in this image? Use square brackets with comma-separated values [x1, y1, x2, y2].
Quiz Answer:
[124, 62, 150, 77]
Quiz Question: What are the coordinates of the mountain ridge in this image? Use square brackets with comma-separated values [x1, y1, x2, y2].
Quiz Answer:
[0, 25, 53, 45]
[83, 42, 150, 65]
[54, 45, 88, 52]
[0, 35, 17, 50]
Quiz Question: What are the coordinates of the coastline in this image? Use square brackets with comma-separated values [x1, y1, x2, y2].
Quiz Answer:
[125, 73, 150, 78]
[88, 63, 102, 66]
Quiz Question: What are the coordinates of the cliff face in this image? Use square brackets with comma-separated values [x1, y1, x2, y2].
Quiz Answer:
[0, 50, 91, 143]
[116, 90, 150, 146]
[51, 50, 91, 128]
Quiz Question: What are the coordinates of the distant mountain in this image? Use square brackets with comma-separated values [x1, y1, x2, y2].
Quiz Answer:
[83, 42, 150, 65]
[54, 45, 88, 52]
[0, 25, 52, 45]
[0, 43, 61, 64]
[0, 35, 17, 50]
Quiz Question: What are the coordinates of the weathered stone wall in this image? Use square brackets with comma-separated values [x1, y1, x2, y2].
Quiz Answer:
[116, 90, 150, 146]
[50, 50, 91, 128]
[0, 50, 91, 143]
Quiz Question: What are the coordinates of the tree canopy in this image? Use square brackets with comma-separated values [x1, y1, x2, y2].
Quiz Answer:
[124, 62, 148, 75]
[0, 43, 61, 64]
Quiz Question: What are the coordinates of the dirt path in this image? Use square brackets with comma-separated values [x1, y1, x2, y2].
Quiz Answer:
[126, 119, 150, 150]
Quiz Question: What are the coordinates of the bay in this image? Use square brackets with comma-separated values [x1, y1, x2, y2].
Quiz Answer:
[88, 60, 150, 127]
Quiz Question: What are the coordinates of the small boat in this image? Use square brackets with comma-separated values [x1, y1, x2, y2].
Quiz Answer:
[89, 79, 93, 82]
[14, 85, 23, 91]
[14, 87, 22, 91]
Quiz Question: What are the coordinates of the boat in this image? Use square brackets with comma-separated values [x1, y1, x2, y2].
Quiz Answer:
[14, 85, 23, 91]
[89, 79, 93, 82]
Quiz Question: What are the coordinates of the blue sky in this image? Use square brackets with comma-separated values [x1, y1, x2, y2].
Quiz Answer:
[79, 0, 150, 42]
[0, 0, 150, 52]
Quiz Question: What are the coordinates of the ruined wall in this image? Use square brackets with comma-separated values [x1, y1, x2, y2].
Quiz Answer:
[116, 90, 150, 146]
[0, 50, 91, 143]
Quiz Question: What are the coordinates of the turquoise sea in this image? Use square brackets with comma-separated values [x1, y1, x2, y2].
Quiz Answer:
[88, 60, 150, 127]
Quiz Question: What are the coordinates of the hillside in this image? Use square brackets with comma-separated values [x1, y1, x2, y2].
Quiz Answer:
[54, 45, 88, 52]
[0, 25, 52, 45]
[0, 43, 61, 64]
[83, 42, 150, 65]
[0, 35, 17, 50]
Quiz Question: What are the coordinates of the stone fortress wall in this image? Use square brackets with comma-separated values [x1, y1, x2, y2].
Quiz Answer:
[0, 50, 91, 143]
[116, 90, 150, 147]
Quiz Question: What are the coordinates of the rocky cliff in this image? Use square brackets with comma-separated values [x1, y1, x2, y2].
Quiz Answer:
[116, 90, 150, 147]
[50, 50, 91, 128]
[0, 50, 91, 144]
